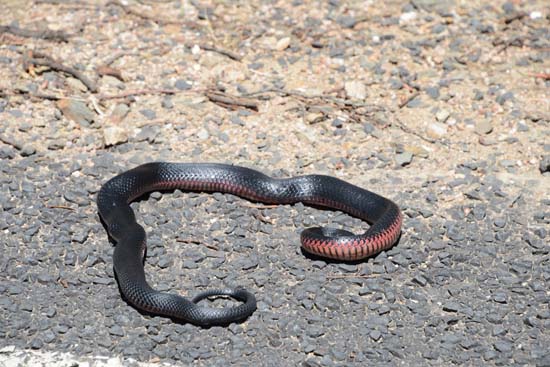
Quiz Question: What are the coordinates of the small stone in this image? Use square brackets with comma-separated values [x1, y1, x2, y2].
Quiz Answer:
[406, 96, 422, 108]
[389, 78, 403, 89]
[502, 1, 515, 13]
[109, 325, 124, 337]
[337, 15, 357, 28]
[426, 122, 447, 139]
[9, 108, 26, 118]
[524, 316, 538, 327]
[305, 112, 324, 124]
[140, 109, 156, 120]
[494, 218, 506, 228]
[103, 126, 128, 146]
[435, 109, 450, 122]
[496, 91, 514, 105]
[404, 145, 429, 158]
[400, 12, 417, 23]
[479, 136, 497, 146]
[162, 97, 173, 109]
[66, 77, 88, 92]
[412, 274, 428, 286]
[248, 62, 263, 70]
[540, 155, 550, 174]
[492, 293, 507, 303]
[517, 121, 529, 132]
[494, 340, 512, 353]
[275, 37, 291, 51]
[475, 120, 493, 135]
[175, 79, 192, 90]
[108, 103, 129, 123]
[230, 115, 245, 126]
[432, 24, 446, 34]
[363, 122, 375, 134]
[332, 117, 346, 128]
[20, 145, 36, 156]
[425, 86, 440, 100]
[473, 90, 484, 100]
[442, 302, 460, 312]
[197, 128, 210, 140]
[57, 99, 95, 126]
[395, 152, 413, 166]
[344, 80, 367, 100]
[157, 256, 173, 269]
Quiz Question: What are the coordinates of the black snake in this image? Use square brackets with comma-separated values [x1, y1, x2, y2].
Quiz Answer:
[97, 162, 402, 326]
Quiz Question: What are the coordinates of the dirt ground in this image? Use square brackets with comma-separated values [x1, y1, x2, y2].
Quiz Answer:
[0, 0, 549, 366]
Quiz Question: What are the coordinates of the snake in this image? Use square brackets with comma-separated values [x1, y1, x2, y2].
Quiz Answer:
[97, 162, 402, 326]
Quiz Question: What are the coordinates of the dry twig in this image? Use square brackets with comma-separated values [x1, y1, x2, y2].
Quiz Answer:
[190, 43, 242, 61]
[326, 274, 382, 279]
[393, 118, 436, 144]
[97, 89, 177, 101]
[6, 88, 62, 100]
[0, 25, 69, 42]
[23, 51, 97, 92]
[176, 238, 219, 251]
[528, 72, 550, 81]
[46, 205, 75, 211]
[206, 91, 259, 111]
[398, 91, 420, 109]
[96, 65, 124, 81]
[244, 87, 381, 109]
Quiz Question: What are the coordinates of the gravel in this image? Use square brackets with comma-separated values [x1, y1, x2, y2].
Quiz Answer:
[1, 0, 549, 366]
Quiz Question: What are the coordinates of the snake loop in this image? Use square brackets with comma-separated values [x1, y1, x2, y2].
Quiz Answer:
[97, 162, 402, 325]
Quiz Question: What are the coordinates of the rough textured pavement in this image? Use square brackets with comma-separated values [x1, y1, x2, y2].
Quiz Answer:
[1, 0, 549, 366]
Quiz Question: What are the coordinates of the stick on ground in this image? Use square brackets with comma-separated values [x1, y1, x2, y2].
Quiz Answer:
[206, 91, 259, 111]
[0, 25, 69, 42]
[23, 51, 97, 92]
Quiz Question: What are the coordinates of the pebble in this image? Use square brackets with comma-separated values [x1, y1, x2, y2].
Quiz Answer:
[139, 109, 156, 120]
[540, 155, 550, 174]
[435, 109, 450, 123]
[162, 97, 173, 109]
[496, 91, 514, 105]
[399, 12, 417, 23]
[331, 118, 344, 128]
[275, 37, 291, 51]
[196, 128, 210, 140]
[66, 77, 88, 92]
[344, 80, 367, 100]
[175, 79, 192, 90]
[395, 152, 413, 166]
[363, 122, 375, 134]
[103, 126, 128, 146]
[425, 86, 440, 100]
[426, 122, 447, 139]
[406, 96, 422, 108]
[56, 99, 95, 126]
[337, 15, 357, 28]
[404, 145, 429, 158]
[475, 120, 493, 135]
[494, 340, 512, 353]
[108, 103, 129, 123]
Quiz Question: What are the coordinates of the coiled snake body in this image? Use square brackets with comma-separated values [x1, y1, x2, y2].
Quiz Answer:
[97, 162, 402, 326]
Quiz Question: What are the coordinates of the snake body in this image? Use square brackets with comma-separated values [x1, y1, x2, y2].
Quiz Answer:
[97, 162, 402, 326]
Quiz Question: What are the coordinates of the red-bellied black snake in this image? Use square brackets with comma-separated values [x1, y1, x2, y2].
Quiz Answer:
[97, 162, 402, 326]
